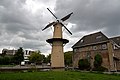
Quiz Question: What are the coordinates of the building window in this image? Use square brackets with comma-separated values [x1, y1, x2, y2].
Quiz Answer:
[96, 36, 102, 39]
[80, 39, 83, 43]
[113, 45, 118, 49]
[93, 46, 97, 50]
[86, 52, 91, 61]
[102, 44, 107, 49]
[74, 49, 77, 53]
[117, 38, 119, 40]
[87, 52, 90, 58]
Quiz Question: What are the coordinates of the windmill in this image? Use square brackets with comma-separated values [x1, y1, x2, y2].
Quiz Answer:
[42, 8, 73, 69]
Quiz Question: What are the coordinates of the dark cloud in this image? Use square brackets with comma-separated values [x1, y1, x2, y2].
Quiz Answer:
[55, 0, 120, 35]
[0, 0, 120, 55]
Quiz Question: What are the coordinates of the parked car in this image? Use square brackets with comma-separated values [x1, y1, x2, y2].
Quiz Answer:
[21, 61, 25, 66]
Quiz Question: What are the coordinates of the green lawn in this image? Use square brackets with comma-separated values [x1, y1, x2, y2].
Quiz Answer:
[0, 65, 15, 67]
[0, 71, 120, 80]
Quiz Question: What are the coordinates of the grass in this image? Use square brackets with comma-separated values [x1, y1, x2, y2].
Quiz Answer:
[0, 71, 120, 80]
[0, 65, 15, 67]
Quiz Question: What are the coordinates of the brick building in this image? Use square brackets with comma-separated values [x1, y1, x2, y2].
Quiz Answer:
[72, 32, 120, 71]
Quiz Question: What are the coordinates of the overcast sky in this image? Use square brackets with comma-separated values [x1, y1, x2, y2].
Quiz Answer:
[0, 0, 120, 55]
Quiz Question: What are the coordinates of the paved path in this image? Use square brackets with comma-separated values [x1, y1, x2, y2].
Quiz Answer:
[0, 65, 51, 71]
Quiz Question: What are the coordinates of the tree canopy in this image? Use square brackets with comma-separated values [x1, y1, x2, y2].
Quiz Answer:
[94, 54, 102, 68]
[29, 51, 44, 64]
[64, 51, 73, 66]
[44, 54, 51, 63]
[13, 47, 24, 64]
[93, 54, 107, 71]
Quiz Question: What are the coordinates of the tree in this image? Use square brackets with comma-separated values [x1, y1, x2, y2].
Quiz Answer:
[2, 50, 7, 57]
[64, 51, 72, 66]
[41, 54, 46, 63]
[13, 47, 24, 64]
[0, 56, 13, 65]
[94, 54, 102, 68]
[43, 54, 51, 63]
[29, 51, 44, 64]
[93, 54, 107, 71]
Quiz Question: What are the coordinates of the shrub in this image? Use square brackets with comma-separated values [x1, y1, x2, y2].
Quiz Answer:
[92, 66, 108, 72]
[93, 54, 107, 72]
[78, 59, 90, 70]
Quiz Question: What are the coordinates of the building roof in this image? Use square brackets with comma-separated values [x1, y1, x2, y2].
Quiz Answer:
[72, 31, 109, 48]
[110, 36, 120, 46]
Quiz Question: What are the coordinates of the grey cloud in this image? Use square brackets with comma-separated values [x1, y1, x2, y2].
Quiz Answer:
[0, 0, 53, 53]
[53, 0, 120, 51]
[0, 0, 120, 54]
[55, 0, 120, 35]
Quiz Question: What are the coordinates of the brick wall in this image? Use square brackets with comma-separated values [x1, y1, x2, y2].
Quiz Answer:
[73, 43, 111, 70]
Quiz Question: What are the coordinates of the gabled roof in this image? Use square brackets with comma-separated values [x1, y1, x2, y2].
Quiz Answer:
[110, 36, 120, 46]
[72, 31, 109, 48]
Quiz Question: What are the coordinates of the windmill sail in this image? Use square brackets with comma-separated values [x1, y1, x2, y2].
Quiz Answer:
[42, 22, 55, 31]
[47, 8, 58, 19]
[61, 23, 72, 35]
[43, 8, 73, 35]
[61, 12, 73, 22]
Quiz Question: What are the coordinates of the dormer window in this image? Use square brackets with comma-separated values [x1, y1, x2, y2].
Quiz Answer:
[96, 36, 102, 39]
[80, 39, 83, 43]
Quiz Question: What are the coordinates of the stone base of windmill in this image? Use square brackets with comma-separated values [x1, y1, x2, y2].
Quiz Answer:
[46, 38, 69, 71]
[50, 67, 65, 71]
